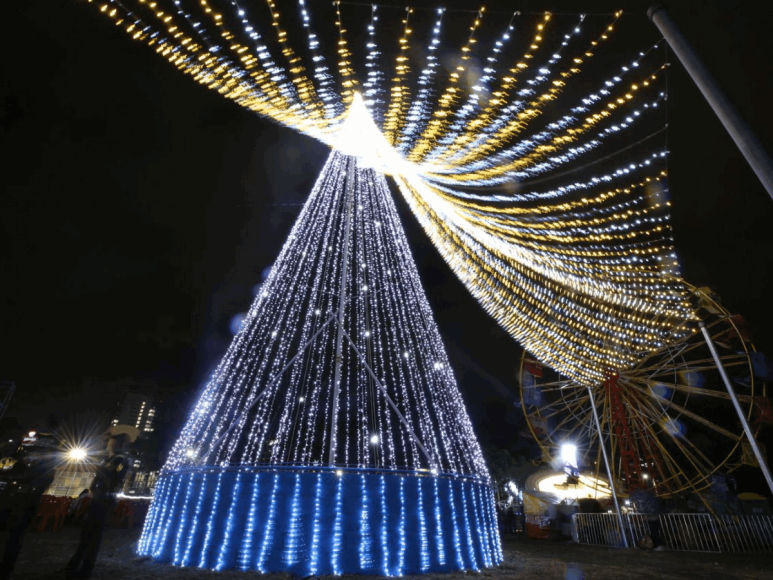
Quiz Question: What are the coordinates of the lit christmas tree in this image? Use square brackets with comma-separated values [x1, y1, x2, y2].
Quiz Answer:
[138, 96, 501, 575]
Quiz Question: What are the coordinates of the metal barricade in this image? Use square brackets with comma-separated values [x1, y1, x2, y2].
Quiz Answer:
[658, 513, 720, 552]
[714, 515, 773, 553]
[572, 513, 627, 547]
[572, 513, 773, 553]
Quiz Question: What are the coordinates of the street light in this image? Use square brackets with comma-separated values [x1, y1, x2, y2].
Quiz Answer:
[68, 447, 87, 461]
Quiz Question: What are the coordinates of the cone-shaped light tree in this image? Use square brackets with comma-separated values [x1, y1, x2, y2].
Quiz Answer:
[138, 96, 501, 575]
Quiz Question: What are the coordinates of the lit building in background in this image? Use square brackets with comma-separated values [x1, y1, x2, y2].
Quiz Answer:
[111, 391, 155, 433]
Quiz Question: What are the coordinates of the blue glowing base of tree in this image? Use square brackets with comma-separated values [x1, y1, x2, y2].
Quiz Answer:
[138, 466, 501, 575]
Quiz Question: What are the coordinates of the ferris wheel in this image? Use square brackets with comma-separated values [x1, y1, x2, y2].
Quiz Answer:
[519, 284, 768, 496]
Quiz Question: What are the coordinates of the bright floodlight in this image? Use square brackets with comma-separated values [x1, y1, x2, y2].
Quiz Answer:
[560, 443, 578, 469]
[69, 447, 87, 461]
[185, 449, 196, 459]
[369, 434, 379, 445]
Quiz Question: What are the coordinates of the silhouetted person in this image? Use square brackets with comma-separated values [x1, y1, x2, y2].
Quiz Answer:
[505, 507, 516, 534]
[66, 426, 137, 579]
[631, 489, 664, 550]
[68, 489, 92, 526]
[0, 431, 58, 580]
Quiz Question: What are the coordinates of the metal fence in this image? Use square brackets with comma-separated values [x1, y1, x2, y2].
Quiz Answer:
[572, 513, 773, 553]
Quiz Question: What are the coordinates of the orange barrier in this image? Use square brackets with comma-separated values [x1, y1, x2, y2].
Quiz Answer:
[34, 495, 72, 532]
[110, 500, 134, 528]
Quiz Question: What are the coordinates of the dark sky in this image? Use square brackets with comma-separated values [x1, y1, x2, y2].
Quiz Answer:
[2, 0, 772, 460]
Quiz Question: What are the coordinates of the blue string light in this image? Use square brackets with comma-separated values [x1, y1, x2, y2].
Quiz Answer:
[216, 473, 242, 570]
[138, 475, 169, 554]
[173, 475, 196, 564]
[239, 472, 261, 570]
[182, 473, 208, 566]
[257, 473, 280, 573]
[459, 482, 479, 571]
[138, 468, 501, 574]
[199, 472, 224, 568]
[359, 474, 373, 569]
[380, 474, 390, 576]
[398, 476, 406, 575]
[310, 473, 323, 576]
[153, 474, 182, 558]
[416, 477, 430, 572]
[433, 477, 446, 567]
[284, 473, 302, 567]
[332, 474, 344, 575]
[447, 479, 464, 569]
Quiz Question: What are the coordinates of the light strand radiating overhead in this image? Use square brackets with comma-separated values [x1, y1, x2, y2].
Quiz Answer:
[85, 0, 698, 383]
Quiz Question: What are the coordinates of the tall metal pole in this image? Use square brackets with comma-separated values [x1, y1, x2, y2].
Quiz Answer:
[700, 322, 773, 497]
[328, 154, 357, 466]
[648, 4, 773, 202]
[587, 385, 629, 547]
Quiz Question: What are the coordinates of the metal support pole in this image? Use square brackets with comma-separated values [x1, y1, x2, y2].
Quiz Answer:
[328, 154, 357, 465]
[337, 322, 436, 468]
[587, 385, 629, 547]
[201, 314, 338, 462]
[699, 322, 773, 497]
[648, 4, 773, 202]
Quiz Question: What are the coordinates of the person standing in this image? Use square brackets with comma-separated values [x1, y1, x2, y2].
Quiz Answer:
[65, 425, 138, 579]
[0, 431, 58, 580]
[631, 488, 664, 550]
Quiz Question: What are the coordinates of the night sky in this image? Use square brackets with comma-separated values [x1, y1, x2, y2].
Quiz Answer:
[2, 0, 772, 465]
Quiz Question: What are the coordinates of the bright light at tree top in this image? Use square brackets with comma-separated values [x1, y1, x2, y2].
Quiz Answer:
[87, 1, 698, 384]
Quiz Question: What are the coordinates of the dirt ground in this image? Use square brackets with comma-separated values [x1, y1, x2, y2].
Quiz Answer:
[6, 529, 773, 580]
